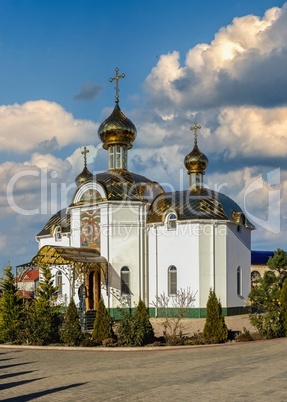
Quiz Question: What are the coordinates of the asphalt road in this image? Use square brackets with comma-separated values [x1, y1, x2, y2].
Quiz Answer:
[1, 339, 287, 401]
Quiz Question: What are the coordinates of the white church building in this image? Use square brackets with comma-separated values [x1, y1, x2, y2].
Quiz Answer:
[20, 69, 254, 319]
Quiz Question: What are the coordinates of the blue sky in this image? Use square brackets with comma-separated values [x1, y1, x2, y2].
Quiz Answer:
[0, 0, 287, 274]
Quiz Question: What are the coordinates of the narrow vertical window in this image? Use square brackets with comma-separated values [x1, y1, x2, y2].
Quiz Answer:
[109, 146, 114, 169]
[168, 265, 177, 296]
[116, 145, 121, 168]
[237, 266, 242, 296]
[121, 266, 130, 295]
[122, 147, 127, 170]
[55, 270, 63, 296]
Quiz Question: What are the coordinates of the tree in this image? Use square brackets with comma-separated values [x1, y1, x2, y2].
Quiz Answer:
[279, 280, 287, 337]
[248, 249, 287, 339]
[117, 300, 154, 346]
[203, 289, 228, 344]
[92, 298, 114, 342]
[0, 263, 23, 343]
[36, 265, 59, 302]
[267, 248, 287, 290]
[61, 298, 83, 346]
[25, 265, 62, 345]
[152, 288, 196, 345]
[132, 300, 154, 346]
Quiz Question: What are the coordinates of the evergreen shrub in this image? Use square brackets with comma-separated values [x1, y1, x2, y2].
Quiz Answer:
[0, 264, 23, 344]
[24, 265, 62, 345]
[61, 298, 83, 346]
[117, 300, 154, 346]
[92, 298, 114, 343]
[203, 289, 228, 344]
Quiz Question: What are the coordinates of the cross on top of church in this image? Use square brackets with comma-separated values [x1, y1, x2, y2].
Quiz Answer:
[190, 121, 201, 145]
[81, 146, 89, 168]
[109, 67, 125, 103]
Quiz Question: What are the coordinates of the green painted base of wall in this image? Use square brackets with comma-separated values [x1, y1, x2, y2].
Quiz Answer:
[108, 306, 249, 319]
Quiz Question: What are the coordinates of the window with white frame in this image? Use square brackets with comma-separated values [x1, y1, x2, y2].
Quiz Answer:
[237, 266, 242, 296]
[55, 270, 63, 296]
[54, 226, 62, 241]
[166, 212, 177, 231]
[168, 265, 177, 296]
[109, 146, 114, 169]
[121, 266, 130, 295]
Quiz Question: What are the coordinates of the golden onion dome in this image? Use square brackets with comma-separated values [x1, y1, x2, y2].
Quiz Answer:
[184, 144, 209, 174]
[184, 121, 209, 175]
[75, 166, 93, 187]
[75, 146, 93, 187]
[98, 103, 137, 150]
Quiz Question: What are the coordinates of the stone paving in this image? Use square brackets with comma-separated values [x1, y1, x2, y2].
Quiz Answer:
[1, 338, 287, 401]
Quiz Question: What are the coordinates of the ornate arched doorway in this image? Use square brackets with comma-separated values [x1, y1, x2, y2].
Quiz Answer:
[17, 245, 108, 311]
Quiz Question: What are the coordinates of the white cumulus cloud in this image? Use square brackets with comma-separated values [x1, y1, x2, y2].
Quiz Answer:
[0, 100, 97, 153]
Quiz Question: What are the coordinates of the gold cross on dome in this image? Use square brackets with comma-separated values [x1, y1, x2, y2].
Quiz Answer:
[81, 146, 89, 168]
[109, 67, 125, 103]
[190, 121, 201, 145]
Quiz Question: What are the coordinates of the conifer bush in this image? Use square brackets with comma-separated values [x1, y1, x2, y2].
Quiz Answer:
[0, 264, 23, 343]
[117, 300, 154, 346]
[203, 289, 228, 344]
[249, 249, 287, 339]
[279, 280, 287, 337]
[133, 300, 154, 346]
[92, 297, 114, 343]
[25, 265, 62, 345]
[61, 298, 83, 346]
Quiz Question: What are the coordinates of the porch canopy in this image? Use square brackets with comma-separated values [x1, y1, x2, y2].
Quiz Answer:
[17, 245, 108, 284]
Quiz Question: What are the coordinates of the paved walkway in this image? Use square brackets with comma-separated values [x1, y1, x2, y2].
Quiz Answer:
[1, 338, 287, 401]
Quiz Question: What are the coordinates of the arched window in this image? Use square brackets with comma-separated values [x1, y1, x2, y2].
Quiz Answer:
[168, 265, 177, 296]
[166, 212, 177, 231]
[251, 271, 261, 287]
[237, 266, 242, 296]
[121, 266, 130, 295]
[54, 226, 62, 241]
[55, 270, 62, 296]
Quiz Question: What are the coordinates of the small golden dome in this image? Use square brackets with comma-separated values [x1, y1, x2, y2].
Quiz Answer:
[98, 103, 137, 150]
[184, 144, 209, 174]
[75, 166, 93, 187]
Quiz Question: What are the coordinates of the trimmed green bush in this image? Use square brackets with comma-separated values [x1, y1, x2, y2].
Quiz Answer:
[117, 300, 154, 346]
[61, 298, 83, 346]
[92, 298, 114, 342]
[133, 300, 154, 346]
[203, 289, 228, 344]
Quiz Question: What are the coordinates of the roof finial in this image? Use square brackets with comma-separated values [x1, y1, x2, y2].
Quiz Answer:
[109, 67, 125, 103]
[190, 121, 201, 146]
[81, 146, 89, 168]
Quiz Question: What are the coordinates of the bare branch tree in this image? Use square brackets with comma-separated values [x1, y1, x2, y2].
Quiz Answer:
[152, 288, 197, 344]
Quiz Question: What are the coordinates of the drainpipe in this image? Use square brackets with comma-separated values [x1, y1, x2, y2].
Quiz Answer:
[211, 222, 216, 291]
[155, 225, 158, 318]
[139, 204, 142, 301]
[107, 203, 110, 310]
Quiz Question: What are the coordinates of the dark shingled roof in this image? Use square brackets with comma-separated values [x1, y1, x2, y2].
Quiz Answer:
[37, 209, 70, 237]
[147, 188, 254, 226]
[72, 170, 164, 204]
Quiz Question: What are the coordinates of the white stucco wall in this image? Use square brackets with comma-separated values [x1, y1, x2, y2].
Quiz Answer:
[226, 224, 251, 307]
[148, 222, 200, 308]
